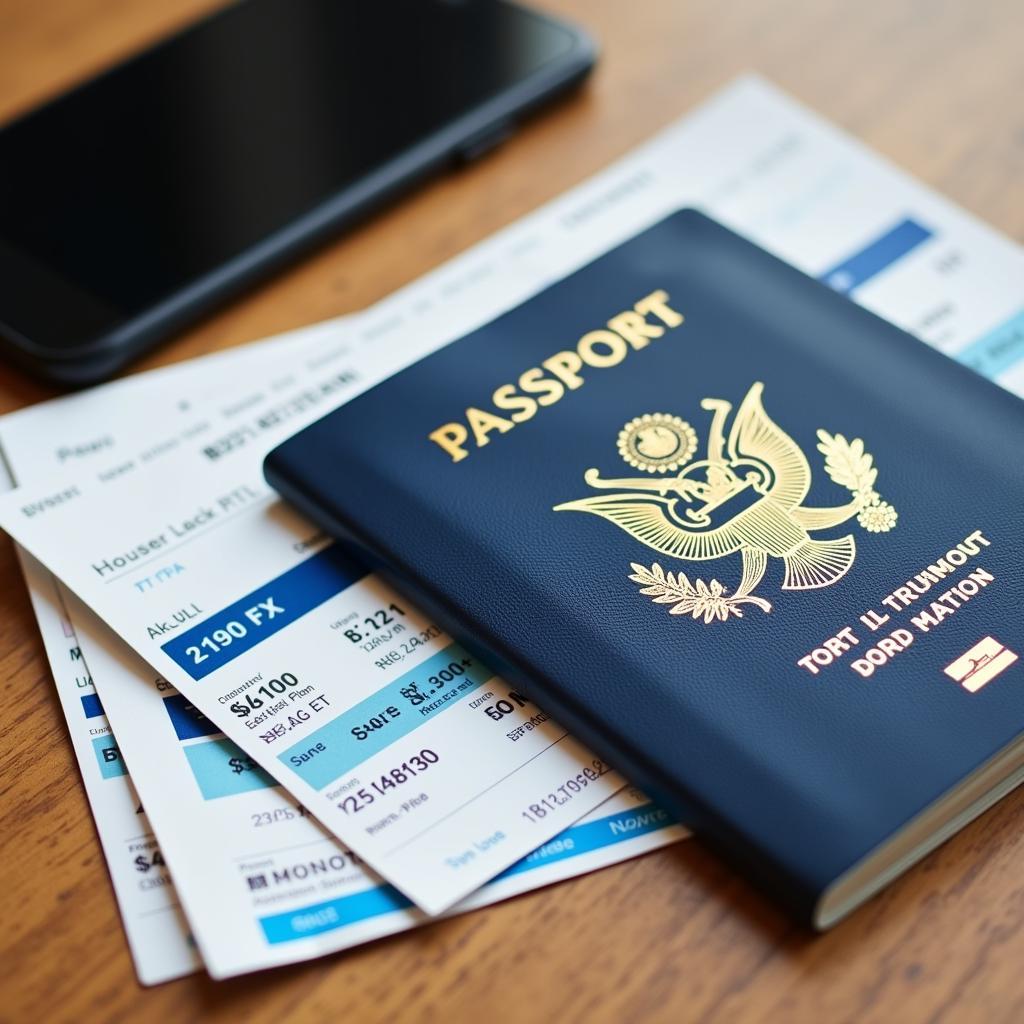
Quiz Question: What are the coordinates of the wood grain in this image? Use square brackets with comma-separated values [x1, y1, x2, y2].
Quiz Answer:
[0, 1, 1022, 1021]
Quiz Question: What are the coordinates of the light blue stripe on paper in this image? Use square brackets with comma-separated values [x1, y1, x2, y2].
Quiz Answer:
[956, 309, 1024, 381]
[260, 885, 412, 944]
[493, 802, 674, 880]
[183, 737, 277, 800]
[92, 734, 127, 779]
[279, 643, 490, 790]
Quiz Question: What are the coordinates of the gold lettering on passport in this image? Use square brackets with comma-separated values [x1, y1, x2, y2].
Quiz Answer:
[427, 290, 684, 463]
[793, 530, 995, 682]
[554, 382, 897, 624]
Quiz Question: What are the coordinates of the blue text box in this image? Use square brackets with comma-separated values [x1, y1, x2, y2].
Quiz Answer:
[279, 643, 491, 790]
[81, 693, 104, 720]
[162, 546, 366, 680]
[820, 217, 932, 295]
[92, 735, 127, 779]
[494, 802, 674, 880]
[183, 737, 277, 800]
[260, 885, 411, 944]
[163, 693, 221, 741]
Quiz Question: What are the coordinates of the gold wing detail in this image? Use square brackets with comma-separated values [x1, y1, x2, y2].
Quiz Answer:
[552, 493, 746, 562]
[726, 382, 810, 510]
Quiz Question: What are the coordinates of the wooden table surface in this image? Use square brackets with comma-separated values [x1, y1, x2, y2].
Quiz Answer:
[1, 1, 1022, 1021]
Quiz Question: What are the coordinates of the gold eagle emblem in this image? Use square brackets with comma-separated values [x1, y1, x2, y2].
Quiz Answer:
[553, 382, 897, 623]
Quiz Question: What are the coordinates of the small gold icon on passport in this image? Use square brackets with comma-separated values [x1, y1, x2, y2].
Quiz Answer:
[944, 637, 1018, 693]
[617, 414, 697, 473]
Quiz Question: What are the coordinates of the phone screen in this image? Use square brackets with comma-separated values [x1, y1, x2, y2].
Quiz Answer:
[0, 0, 577, 352]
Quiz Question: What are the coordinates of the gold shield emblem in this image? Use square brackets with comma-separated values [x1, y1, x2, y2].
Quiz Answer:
[553, 382, 897, 624]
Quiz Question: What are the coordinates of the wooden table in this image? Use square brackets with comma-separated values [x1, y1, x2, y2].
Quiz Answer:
[1, 1, 1022, 1020]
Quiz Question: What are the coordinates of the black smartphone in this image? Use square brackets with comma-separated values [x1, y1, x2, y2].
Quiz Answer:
[0, 0, 595, 385]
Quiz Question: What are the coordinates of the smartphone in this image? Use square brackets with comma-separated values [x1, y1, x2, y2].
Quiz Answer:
[0, 0, 595, 385]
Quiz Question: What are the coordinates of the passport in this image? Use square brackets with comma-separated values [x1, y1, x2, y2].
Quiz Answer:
[264, 209, 1024, 927]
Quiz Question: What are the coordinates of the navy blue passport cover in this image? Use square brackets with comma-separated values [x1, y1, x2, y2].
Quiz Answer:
[265, 209, 1024, 925]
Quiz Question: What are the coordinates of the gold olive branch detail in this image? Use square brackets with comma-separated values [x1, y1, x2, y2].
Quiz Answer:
[816, 430, 878, 503]
[816, 430, 898, 533]
[628, 562, 773, 623]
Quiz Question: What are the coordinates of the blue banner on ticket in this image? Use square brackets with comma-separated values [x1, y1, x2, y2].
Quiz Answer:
[161, 546, 365, 680]
[279, 643, 492, 789]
